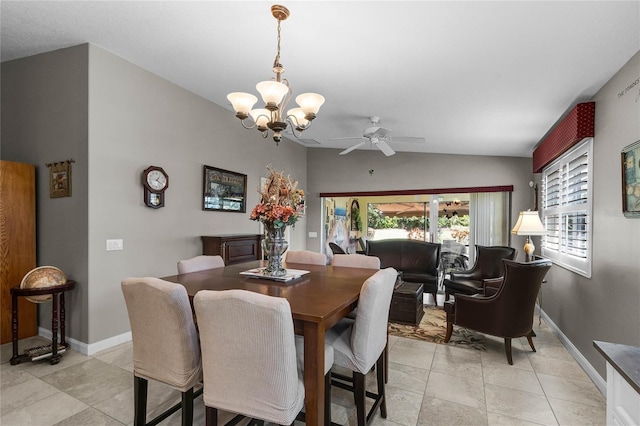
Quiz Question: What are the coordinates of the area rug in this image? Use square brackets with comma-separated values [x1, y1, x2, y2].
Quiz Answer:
[388, 307, 487, 351]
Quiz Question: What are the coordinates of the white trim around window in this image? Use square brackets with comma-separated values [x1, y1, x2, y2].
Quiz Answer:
[541, 138, 593, 278]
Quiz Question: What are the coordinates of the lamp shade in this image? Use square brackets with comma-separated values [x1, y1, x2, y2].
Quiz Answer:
[295, 93, 325, 115]
[256, 81, 289, 106]
[511, 211, 546, 236]
[249, 109, 271, 129]
[227, 92, 258, 115]
[286, 107, 309, 128]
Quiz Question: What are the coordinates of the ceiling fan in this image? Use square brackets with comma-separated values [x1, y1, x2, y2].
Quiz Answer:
[332, 116, 425, 157]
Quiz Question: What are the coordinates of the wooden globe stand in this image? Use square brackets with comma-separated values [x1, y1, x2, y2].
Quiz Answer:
[10, 280, 75, 365]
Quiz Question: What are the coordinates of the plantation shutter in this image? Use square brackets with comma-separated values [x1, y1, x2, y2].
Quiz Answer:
[541, 138, 592, 277]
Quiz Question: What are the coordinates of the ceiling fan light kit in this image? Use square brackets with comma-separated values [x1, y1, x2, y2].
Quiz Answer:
[227, 4, 324, 145]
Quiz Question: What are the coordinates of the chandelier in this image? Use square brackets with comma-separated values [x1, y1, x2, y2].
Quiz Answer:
[227, 5, 325, 145]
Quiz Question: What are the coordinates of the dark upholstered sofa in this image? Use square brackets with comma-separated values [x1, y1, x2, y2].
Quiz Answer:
[366, 239, 441, 306]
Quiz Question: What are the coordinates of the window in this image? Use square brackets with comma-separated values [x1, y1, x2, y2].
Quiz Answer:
[541, 138, 592, 277]
[320, 185, 512, 255]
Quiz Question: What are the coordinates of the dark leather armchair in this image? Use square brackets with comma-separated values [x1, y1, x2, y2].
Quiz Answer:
[443, 245, 517, 300]
[444, 258, 552, 364]
[329, 242, 346, 255]
[356, 237, 367, 254]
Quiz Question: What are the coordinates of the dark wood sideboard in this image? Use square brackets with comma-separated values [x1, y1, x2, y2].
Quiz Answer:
[201, 234, 264, 265]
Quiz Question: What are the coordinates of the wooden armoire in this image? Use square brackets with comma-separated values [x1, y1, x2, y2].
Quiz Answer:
[0, 160, 37, 344]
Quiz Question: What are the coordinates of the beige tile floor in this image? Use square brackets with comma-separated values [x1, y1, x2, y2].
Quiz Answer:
[0, 317, 605, 426]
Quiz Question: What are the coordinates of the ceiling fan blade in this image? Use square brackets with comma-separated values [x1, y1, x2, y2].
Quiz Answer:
[373, 127, 392, 138]
[330, 136, 364, 141]
[339, 141, 367, 155]
[363, 126, 381, 137]
[376, 139, 396, 156]
[392, 136, 426, 144]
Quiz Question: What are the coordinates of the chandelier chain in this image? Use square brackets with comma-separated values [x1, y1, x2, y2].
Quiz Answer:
[274, 18, 282, 72]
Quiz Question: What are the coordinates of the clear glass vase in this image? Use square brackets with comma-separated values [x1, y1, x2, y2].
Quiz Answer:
[262, 225, 288, 277]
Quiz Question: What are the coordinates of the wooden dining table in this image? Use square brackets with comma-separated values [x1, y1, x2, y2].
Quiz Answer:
[161, 259, 378, 426]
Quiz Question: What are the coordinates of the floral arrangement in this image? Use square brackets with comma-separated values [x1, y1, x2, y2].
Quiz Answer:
[250, 166, 305, 229]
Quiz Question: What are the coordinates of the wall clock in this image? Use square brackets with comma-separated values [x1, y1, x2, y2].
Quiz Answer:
[142, 166, 169, 208]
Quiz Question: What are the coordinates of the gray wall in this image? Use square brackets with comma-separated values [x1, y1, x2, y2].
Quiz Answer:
[2, 44, 308, 346]
[540, 51, 640, 377]
[1, 45, 91, 341]
[305, 149, 534, 253]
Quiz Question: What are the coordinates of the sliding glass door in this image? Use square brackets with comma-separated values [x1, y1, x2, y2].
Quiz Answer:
[320, 187, 510, 265]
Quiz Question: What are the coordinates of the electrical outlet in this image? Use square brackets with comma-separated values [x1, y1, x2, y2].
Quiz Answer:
[106, 239, 123, 251]
[308, 232, 318, 238]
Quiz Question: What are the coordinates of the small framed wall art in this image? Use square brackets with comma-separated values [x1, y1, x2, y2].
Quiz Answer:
[203, 165, 247, 212]
[622, 140, 640, 218]
[46, 159, 74, 198]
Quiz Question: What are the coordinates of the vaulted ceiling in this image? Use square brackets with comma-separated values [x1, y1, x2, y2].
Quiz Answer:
[2, 1, 639, 157]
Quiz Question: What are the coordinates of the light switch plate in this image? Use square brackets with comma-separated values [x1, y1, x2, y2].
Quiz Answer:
[308, 232, 318, 238]
[106, 239, 123, 251]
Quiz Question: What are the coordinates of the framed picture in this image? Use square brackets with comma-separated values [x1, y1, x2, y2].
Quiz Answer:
[48, 160, 72, 198]
[203, 165, 247, 212]
[622, 140, 640, 218]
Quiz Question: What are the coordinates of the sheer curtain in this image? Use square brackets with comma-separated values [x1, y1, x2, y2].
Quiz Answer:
[468, 192, 510, 263]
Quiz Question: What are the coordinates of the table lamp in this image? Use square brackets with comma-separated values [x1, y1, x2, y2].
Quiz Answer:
[511, 210, 546, 262]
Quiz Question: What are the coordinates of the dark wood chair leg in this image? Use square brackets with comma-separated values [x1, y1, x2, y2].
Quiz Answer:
[376, 353, 387, 419]
[444, 322, 453, 342]
[384, 338, 389, 384]
[324, 372, 332, 426]
[354, 372, 366, 426]
[205, 406, 217, 426]
[181, 388, 194, 426]
[134, 376, 148, 426]
[504, 338, 513, 365]
[526, 331, 537, 352]
[432, 292, 438, 307]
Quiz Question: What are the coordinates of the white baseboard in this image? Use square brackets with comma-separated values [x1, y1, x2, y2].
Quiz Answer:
[38, 327, 132, 356]
[537, 308, 607, 396]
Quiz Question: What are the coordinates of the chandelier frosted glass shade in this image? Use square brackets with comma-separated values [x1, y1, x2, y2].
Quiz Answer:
[249, 109, 271, 130]
[295, 93, 325, 116]
[286, 107, 309, 128]
[256, 81, 290, 107]
[227, 92, 258, 119]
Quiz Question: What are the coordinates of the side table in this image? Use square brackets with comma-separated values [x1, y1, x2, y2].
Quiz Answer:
[389, 282, 425, 326]
[10, 280, 76, 365]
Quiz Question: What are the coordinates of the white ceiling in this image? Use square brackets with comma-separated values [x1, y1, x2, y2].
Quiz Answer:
[2, 1, 639, 157]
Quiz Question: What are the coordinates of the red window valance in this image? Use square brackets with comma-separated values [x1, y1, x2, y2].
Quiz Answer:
[533, 102, 595, 173]
[319, 185, 513, 198]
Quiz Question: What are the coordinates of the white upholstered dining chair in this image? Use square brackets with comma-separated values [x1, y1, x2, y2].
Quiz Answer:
[177, 255, 225, 274]
[193, 289, 334, 425]
[331, 253, 381, 269]
[325, 267, 397, 426]
[332, 254, 381, 321]
[284, 250, 327, 265]
[121, 277, 202, 426]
